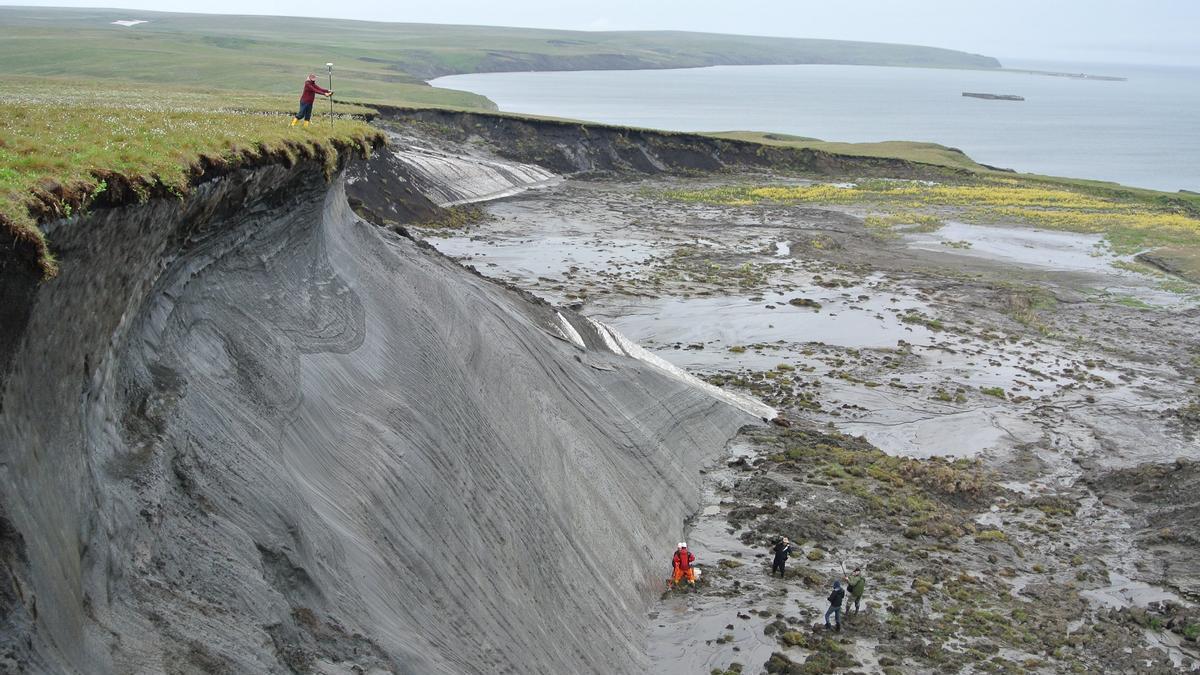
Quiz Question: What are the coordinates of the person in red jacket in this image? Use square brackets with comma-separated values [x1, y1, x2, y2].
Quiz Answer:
[671, 542, 696, 587]
[291, 73, 332, 128]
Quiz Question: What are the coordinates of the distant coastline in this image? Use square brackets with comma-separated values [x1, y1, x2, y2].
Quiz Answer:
[1002, 68, 1127, 81]
[433, 62, 1197, 191]
[963, 92, 1025, 101]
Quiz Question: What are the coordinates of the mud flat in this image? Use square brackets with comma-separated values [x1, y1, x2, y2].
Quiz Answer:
[416, 169, 1200, 672]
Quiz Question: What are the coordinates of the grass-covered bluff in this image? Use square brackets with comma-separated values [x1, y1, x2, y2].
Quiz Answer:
[1, 79, 385, 277]
[0, 6, 1001, 110]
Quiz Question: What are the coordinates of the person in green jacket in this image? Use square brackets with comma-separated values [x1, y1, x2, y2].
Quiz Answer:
[843, 567, 866, 614]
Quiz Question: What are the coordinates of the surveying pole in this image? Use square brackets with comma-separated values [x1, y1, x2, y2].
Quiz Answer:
[326, 62, 334, 126]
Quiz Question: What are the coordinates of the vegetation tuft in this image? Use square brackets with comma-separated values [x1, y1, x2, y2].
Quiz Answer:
[761, 427, 997, 539]
[666, 178, 1200, 257]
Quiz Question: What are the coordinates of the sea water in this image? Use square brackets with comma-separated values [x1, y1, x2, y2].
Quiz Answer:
[432, 60, 1200, 192]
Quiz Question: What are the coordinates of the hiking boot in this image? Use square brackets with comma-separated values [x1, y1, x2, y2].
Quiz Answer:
[824, 622, 831, 630]
[835, 623, 842, 632]
[290, 118, 298, 127]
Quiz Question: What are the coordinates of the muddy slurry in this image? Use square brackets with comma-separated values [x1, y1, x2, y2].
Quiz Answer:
[417, 176, 1200, 673]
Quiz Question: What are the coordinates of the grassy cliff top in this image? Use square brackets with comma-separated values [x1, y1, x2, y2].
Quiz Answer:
[1, 78, 384, 277]
[0, 6, 1001, 109]
[705, 132, 995, 173]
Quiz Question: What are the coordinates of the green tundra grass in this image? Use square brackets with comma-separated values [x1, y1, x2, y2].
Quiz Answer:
[0, 78, 384, 277]
[0, 6, 1000, 109]
[666, 177, 1200, 281]
[705, 132, 995, 173]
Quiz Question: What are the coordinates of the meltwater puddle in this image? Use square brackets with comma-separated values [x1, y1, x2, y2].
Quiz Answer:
[906, 221, 1118, 273]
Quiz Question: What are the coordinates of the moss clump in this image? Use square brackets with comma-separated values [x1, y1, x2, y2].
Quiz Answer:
[864, 212, 944, 236]
[417, 204, 486, 229]
[762, 428, 997, 540]
[787, 297, 822, 309]
[764, 636, 855, 673]
[900, 310, 945, 331]
[975, 529, 1008, 542]
[779, 630, 807, 646]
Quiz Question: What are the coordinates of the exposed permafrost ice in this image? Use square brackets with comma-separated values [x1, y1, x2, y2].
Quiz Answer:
[587, 317, 777, 421]
[110, 19, 148, 26]
[555, 311, 587, 349]
[390, 140, 558, 207]
[591, 317, 627, 355]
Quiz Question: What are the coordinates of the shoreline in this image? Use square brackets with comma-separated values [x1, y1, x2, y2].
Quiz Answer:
[427, 65, 1200, 194]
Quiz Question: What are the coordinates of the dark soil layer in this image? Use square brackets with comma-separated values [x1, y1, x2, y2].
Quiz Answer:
[375, 107, 973, 180]
[0, 134, 383, 280]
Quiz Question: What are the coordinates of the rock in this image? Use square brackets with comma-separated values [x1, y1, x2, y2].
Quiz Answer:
[1135, 252, 1186, 277]
[787, 297, 822, 309]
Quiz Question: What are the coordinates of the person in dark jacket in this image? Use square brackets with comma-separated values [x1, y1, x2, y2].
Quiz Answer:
[671, 542, 696, 587]
[291, 73, 332, 128]
[771, 537, 793, 577]
[825, 580, 844, 631]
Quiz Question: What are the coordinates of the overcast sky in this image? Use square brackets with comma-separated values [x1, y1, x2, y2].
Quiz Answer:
[12, 0, 1200, 66]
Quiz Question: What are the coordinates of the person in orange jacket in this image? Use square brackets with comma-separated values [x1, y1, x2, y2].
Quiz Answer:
[671, 542, 696, 586]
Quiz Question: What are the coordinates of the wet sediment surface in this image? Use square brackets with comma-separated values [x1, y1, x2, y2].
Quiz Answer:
[420, 176, 1200, 672]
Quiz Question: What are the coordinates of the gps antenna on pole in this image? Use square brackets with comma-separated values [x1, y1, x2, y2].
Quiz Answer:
[326, 62, 334, 127]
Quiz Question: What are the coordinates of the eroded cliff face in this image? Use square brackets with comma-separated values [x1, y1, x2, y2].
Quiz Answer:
[344, 131, 557, 228]
[0, 156, 753, 673]
[371, 107, 972, 179]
